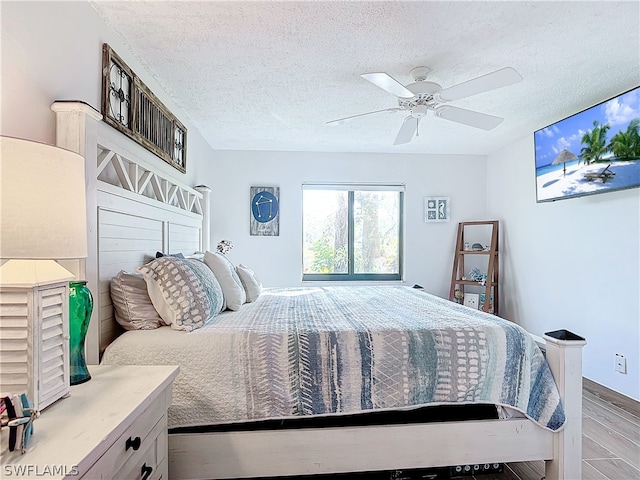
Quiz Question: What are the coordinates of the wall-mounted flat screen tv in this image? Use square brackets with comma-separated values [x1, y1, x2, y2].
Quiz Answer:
[534, 86, 639, 202]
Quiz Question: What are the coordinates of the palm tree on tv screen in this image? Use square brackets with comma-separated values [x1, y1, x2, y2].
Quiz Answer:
[608, 118, 640, 159]
[580, 120, 611, 164]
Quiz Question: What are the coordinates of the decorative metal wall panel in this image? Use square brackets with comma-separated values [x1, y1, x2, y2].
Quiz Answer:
[102, 44, 187, 173]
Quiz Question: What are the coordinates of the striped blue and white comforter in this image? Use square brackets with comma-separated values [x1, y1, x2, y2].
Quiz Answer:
[102, 286, 564, 431]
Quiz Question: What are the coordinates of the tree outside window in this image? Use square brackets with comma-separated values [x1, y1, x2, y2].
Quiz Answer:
[302, 185, 403, 281]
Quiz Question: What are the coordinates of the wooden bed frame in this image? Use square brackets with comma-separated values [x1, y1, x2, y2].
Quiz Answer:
[52, 101, 586, 480]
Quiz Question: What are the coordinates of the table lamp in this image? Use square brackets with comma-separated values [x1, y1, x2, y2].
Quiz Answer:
[0, 136, 88, 409]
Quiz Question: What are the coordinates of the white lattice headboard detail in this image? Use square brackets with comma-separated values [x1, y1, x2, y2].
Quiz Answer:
[96, 143, 206, 217]
[51, 101, 210, 362]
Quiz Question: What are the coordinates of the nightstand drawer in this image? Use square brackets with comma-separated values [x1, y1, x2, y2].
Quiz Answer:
[81, 394, 166, 479]
[113, 416, 166, 480]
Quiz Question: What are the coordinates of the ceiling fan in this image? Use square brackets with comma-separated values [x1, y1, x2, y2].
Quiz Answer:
[327, 66, 523, 145]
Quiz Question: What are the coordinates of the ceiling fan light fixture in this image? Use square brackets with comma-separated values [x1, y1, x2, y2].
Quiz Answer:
[411, 105, 429, 118]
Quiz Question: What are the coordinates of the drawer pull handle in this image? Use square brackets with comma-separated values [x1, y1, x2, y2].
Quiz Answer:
[140, 463, 153, 480]
[126, 436, 141, 451]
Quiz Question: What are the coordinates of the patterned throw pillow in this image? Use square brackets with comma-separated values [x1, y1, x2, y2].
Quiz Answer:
[136, 257, 224, 331]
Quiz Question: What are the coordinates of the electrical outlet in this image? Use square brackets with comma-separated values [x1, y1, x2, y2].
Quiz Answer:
[614, 353, 627, 374]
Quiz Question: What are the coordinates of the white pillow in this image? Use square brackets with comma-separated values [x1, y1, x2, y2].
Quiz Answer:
[236, 264, 262, 302]
[204, 251, 246, 310]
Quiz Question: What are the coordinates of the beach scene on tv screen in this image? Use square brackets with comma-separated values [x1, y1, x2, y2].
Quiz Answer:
[535, 87, 640, 202]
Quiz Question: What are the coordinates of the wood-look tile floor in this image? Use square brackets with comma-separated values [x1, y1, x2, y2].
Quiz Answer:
[475, 389, 640, 480]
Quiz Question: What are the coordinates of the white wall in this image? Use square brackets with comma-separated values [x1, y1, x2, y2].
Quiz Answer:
[205, 150, 487, 296]
[0, 0, 212, 186]
[487, 136, 640, 401]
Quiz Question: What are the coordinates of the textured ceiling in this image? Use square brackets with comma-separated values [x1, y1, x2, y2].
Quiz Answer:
[89, 1, 639, 155]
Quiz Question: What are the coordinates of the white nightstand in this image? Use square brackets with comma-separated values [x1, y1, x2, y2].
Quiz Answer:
[1, 365, 179, 479]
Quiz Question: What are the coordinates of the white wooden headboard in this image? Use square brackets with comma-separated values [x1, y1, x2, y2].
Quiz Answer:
[51, 101, 210, 363]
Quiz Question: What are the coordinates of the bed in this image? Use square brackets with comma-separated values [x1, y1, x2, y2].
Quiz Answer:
[51, 101, 586, 480]
[102, 284, 565, 431]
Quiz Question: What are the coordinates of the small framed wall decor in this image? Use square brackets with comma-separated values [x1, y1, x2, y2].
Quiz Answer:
[463, 293, 480, 309]
[424, 196, 450, 222]
[250, 186, 280, 236]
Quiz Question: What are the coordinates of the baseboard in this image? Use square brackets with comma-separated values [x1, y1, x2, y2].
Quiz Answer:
[583, 377, 640, 417]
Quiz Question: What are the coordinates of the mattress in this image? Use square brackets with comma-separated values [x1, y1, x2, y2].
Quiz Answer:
[101, 286, 564, 431]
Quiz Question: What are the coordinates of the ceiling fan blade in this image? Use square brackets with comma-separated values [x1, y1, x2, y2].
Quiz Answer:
[435, 106, 504, 130]
[361, 72, 414, 98]
[326, 108, 402, 126]
[394, 116, 418, 145]
[436, 67, 523, 102]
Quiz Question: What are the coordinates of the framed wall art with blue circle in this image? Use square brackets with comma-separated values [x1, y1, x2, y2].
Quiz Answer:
[250, 186, 280, 236]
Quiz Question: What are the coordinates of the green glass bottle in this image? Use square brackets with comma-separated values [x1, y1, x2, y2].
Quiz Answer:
[69, 281, 93, 385]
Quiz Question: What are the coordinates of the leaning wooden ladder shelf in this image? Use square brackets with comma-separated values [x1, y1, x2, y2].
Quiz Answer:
[449, 220, 499, 315]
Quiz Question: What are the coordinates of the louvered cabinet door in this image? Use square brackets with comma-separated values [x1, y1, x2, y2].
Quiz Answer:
[0, 281, 70, 411]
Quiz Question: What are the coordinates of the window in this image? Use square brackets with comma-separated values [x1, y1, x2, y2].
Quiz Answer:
[302, 184, 404, 281]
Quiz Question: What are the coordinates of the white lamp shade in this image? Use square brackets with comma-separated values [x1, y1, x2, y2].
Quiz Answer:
[1, 136, 88, 260]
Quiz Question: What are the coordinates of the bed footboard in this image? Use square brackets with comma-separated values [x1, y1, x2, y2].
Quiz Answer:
[543, 329, 587, 480]
[169, 419, 552, 479]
